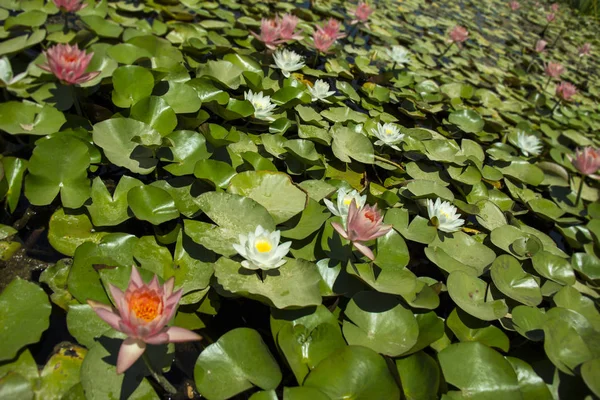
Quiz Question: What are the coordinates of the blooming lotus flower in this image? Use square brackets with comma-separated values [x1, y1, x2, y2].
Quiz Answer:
[245, 90, 277, 120]
[509, 1, 520, 11]
[426, 198, 464, 233]
[87, 267, 201, 374]
[544, 62, 564, 79]
[38, 44, 100, 85]
[385, 46, 411, 66]
[324, 187, 367, 226]
[53, 0, 87, 13]
[233, 226, 291, 270]
[449, 25, 469, 44]
[251, 18, 283, 50]
[516, 132, 543, 156]
[372, 122, 404, 150]
[319, 18, 345, 40]
[350, 1, 374, 24]
[331, 200, 392, 260]
[546, 13, 556, 22]
[277, 14, 303, 41]
[550, 2, 559, 12]
[556, 82, 577, 101]
[273, 49, 305, 78]
[308, 79, 335, 102]
[535, 39, 547, 53]
[312, 29, 337, 53]
[579, 43, 591, 57]
[568, 147, 600, 177]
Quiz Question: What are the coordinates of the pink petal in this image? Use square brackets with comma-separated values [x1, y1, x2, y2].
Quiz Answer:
[38, 63, 52, 72]
[144, 331, 170, 345]
[92, 307, 123, 331]
[165, 326, 202, 342]
[148, 275, 160, 292]
[353, 242, 375, 261]
[116, 338, 146, 374]
[331, 222, 349, 240]
[87, 299, 113, 312]
[163, 277, 175, 298]
[74, 70, 100, 84]
[108, 284, 126, 311]
[130, 265, 145, 287]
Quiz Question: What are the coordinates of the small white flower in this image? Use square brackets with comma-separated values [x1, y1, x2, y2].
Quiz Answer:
[372, 122, 404, 150]
[308, 79, 335, 102]
[272, 49, 305, 78]
[385, 45, 411, 66]
[516, 132, 543, 157]
[244, 90, 277, 121]
[232, 225, 292, 270]
[426, 198, 464, 233]
[324, 188, 367, 227]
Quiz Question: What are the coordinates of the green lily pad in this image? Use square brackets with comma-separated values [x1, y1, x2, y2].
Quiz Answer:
[111, 65, 154, 108]
[86, 176, 143, 226]
[447, 308, 510, 351]
[48, 208, 109, 256]
[449, 109, 485, 133]
[490, 255, 542, 306]
[130, 96, 177, 136]
[447, 270, 509, 321]
[396, 351, 440, 400]
[127, 185, 180, 225]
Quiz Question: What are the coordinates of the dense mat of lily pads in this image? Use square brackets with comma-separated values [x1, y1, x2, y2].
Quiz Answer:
[0, 0, 600, 398]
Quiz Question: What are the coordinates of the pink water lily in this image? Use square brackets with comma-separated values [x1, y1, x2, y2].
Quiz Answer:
[320, 18, 346, 40]
[277, 14, 303, 41]
[546, 12, 556, 22]
[38, 44, 100, 85]
[556, 81, 577, 101]
[350, 1, 374, 24]
[568, 147, 600, 178]
[509, 1, 520, 11]
[312, 29, 337, 53]
[579, 42, 591, 57]
[544, 62, 564, 79]
[332, 200, 392, 261]
[449, 25, 469, 44]
[251, 18, 284, 50]
[535, 39, 547, 53]
[550, 2, 559, 12]
[87, 266, 202, 374]
[53, 0, 87, 13]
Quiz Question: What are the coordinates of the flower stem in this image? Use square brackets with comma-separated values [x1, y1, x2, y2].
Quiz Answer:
[439, 43, 454, 59]
[63, 12, 69, 33]
[551, 100, 560, 114]
[70, 85, 82, 117]
[391, 61, 397, 71]
[575, 175, 585, 206]
[313, 51, 319, 68]
[142, 352, 177, 395]
[374, 154, 404, 171]
[544, 76, 551, 91]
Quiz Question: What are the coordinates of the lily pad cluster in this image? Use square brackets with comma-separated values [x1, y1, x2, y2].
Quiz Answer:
[1, 0, 600, 398]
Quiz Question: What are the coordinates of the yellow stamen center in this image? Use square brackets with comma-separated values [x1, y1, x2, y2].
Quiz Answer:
[129, 289, 162, 322]
[255, 240, 272, 253]
[343, 197, 352, 206]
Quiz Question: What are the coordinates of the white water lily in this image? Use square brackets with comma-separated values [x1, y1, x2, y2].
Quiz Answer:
[516, 132, 543, 157]
[308, 79, 335, 102]
[372, 122, 404, 150]
[426, 198, 464, 233]
[232, 225, 292, 270]
[273, 49, 305, 78]
[324, 188, 367, 226]
[385, 45, 411, 66]
[244, 90, 277, 121]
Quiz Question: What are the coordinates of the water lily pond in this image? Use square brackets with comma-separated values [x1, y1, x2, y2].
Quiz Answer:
[1, 0, 600, 398]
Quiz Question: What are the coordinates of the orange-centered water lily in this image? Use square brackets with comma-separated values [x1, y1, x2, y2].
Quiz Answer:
[87, 266, 202, 374]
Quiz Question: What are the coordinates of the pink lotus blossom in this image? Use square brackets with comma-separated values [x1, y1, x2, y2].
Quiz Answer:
[546, 13, 556, 22]
[449, 25, 469, 44]
[87, 266, 201, 374]
[331, 200, 392, 260]
[277, 14, 303, 41]
[38, 44, 100, 85]
[53, 0, 86, 13]
[568, 147, 600, 177]
[555, 82, 577, 101]
[535, 39, 547, 53]
[544, 62, 564, 79]
[551, 3, 559, 12]
[350, 1, 374, 24]
[579, 42, 592, 57]
[251, 18, 284, 50]
[319, 18, 346, 40]
[509, 1, 520, 11]
[312, 29, 337, 53]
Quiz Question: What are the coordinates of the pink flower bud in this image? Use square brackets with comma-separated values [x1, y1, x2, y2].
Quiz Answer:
[535, 39, 547, 53]
[544, 62, 564, 79]
[277, 13, 303, 41]
[555, 82, 577, 101]
[551, 3, 559, 12]
[312, 29, 337, 53]
[568, 147, 600, 176]
[87, 266, 202, 374]
[509, 1, 520, 11]
[319, 18, 346, 40]
[53, 0, 87, 13]
[331, 200, 392, 260]
[546, 12, 556, 22]
[350, 1, 374, 24]
[449, 25, 469, 44]
[251, 18, 284, 50]
[579, 42, 591, 57]
[38, 44, 100, 85]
